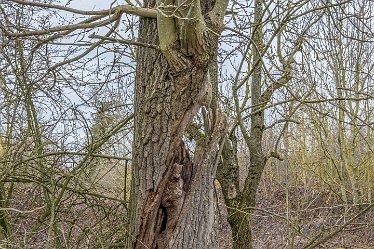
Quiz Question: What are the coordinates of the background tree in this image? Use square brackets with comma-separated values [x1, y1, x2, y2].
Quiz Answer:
[217, 0, 373, 248]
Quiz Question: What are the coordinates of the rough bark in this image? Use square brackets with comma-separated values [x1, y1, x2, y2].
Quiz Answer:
[129, 0, 229, 248]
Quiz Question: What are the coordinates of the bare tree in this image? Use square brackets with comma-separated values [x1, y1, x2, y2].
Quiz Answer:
[1, 0, 373, 248]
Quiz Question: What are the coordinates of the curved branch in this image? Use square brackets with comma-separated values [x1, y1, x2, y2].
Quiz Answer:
[9, 0, 158, 17]
[3, 11, 121, 38]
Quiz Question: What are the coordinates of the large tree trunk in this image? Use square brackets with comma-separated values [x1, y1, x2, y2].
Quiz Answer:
[128, 0, 229, 248]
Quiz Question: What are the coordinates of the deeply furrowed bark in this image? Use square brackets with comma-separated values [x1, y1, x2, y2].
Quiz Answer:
[129, 0, 229, 248]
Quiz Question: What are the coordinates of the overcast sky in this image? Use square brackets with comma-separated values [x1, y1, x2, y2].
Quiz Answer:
[67, 0, 125, 10]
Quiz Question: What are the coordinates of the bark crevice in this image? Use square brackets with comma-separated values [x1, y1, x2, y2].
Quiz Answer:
[131, 0, 229, 247]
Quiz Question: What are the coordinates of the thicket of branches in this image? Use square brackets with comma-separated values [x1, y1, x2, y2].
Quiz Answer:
[0, 0, 373, 248]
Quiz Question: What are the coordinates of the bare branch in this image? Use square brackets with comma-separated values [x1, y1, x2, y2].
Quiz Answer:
[3, 11, 122, 38]
[89, 34, 160, 50]
[9, 0, 158, 18]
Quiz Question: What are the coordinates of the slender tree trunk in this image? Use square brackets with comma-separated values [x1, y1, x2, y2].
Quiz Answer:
[128, 0, 229, 248]
[0, 185, 11, 241]
[0, 139, 11, 241]
[219, 0, 265, 248]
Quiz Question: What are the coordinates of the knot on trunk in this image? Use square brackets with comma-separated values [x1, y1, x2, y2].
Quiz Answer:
[162, 163, 185, 208]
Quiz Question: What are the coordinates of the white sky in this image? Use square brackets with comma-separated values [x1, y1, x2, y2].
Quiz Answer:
[67, 0, 128, 10]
